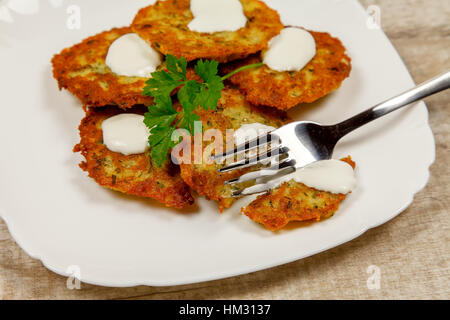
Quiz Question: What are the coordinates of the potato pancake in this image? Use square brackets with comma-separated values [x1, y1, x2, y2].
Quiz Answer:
[178, 87, 290, 212]
[51, 27, 198, 108]
[74, 106, 195, 209]
[221, 30, 351, 110]
[242, 157, 356, 230]
[52, 27, 153, 108]
[131, 0, 283, 63]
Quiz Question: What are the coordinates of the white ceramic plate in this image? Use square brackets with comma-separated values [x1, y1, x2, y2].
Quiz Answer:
[0, 0, 434, 287]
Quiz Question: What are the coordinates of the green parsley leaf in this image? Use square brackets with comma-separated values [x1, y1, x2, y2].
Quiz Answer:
[194, 59, 224, 110]
[143, 95, 177, 129]
[195, 59, 219, 82]
[179, 109, 200, 133]
[177, 80, 201, 132]
[177, 80, 201, 107]
[142, 54, 262, 166]
[142, 54, 189, 98]
[143, 70, 181, 98]
[166, 54, 187, 80]
[148, 126, 177, 167]
[195, 75, 224, 110]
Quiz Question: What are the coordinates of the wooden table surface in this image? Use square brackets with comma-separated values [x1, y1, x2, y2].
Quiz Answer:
[0, 0, 448, 299]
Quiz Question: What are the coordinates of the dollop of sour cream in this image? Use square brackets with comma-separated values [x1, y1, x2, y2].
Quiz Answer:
[105, 33, 162, 77]
[102, 114, 150, 156]
[263, 27, 316, 72]
[277, 159, 356, 194]
[188, 0, 247, 33]
[241, 159, 356, 195]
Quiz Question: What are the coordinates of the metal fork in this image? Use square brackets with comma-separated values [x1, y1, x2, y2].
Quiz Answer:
[212, 71, 450, 197]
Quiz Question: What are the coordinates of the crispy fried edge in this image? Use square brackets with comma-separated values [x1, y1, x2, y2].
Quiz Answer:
[222, 30, 351, 110]
[73, 106, 195, 209]
[178, 87, 290, 212]
[131, 0, 284, 62]
[242, 157, 356, 230]
[51, 27, 154, 108]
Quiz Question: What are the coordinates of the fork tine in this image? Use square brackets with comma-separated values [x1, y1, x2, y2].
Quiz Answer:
[225, 158, 295, 185]
[218, 146, 288, 173]
[230, 166, 295, 197]
[210, 133, 273, 161]
[231, 183, 271, 197]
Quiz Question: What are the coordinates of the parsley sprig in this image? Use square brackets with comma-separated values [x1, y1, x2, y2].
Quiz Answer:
[143, 54, 263, 166]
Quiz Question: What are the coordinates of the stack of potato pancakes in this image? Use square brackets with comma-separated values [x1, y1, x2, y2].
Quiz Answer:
[52, 0, 353, 231]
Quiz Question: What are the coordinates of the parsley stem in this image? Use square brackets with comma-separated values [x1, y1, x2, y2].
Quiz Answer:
[221, 62, 264, 81]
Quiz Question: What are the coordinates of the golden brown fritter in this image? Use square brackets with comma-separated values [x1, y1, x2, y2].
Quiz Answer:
[52, 27, 153, 108]
[221, 30, 351, 110]
[178, 87, 290, 212]
[51, 26, 198, 108]
[131, 0, 283, 63]
[242, 157, 356, 230]
[74, 106, 195, 209]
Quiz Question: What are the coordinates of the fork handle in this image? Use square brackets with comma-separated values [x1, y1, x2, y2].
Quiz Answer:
[333, 71, 450, 140]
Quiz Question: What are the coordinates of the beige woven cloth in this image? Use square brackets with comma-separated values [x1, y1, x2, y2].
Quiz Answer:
[0, 0, 448, 299]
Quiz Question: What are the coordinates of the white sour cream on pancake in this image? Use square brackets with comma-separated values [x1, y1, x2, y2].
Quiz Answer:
[263, 27, 316, 72]
[102, 114, 150, 156]
[188, 0, 247, 33]
[105, 33, 162, 77]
